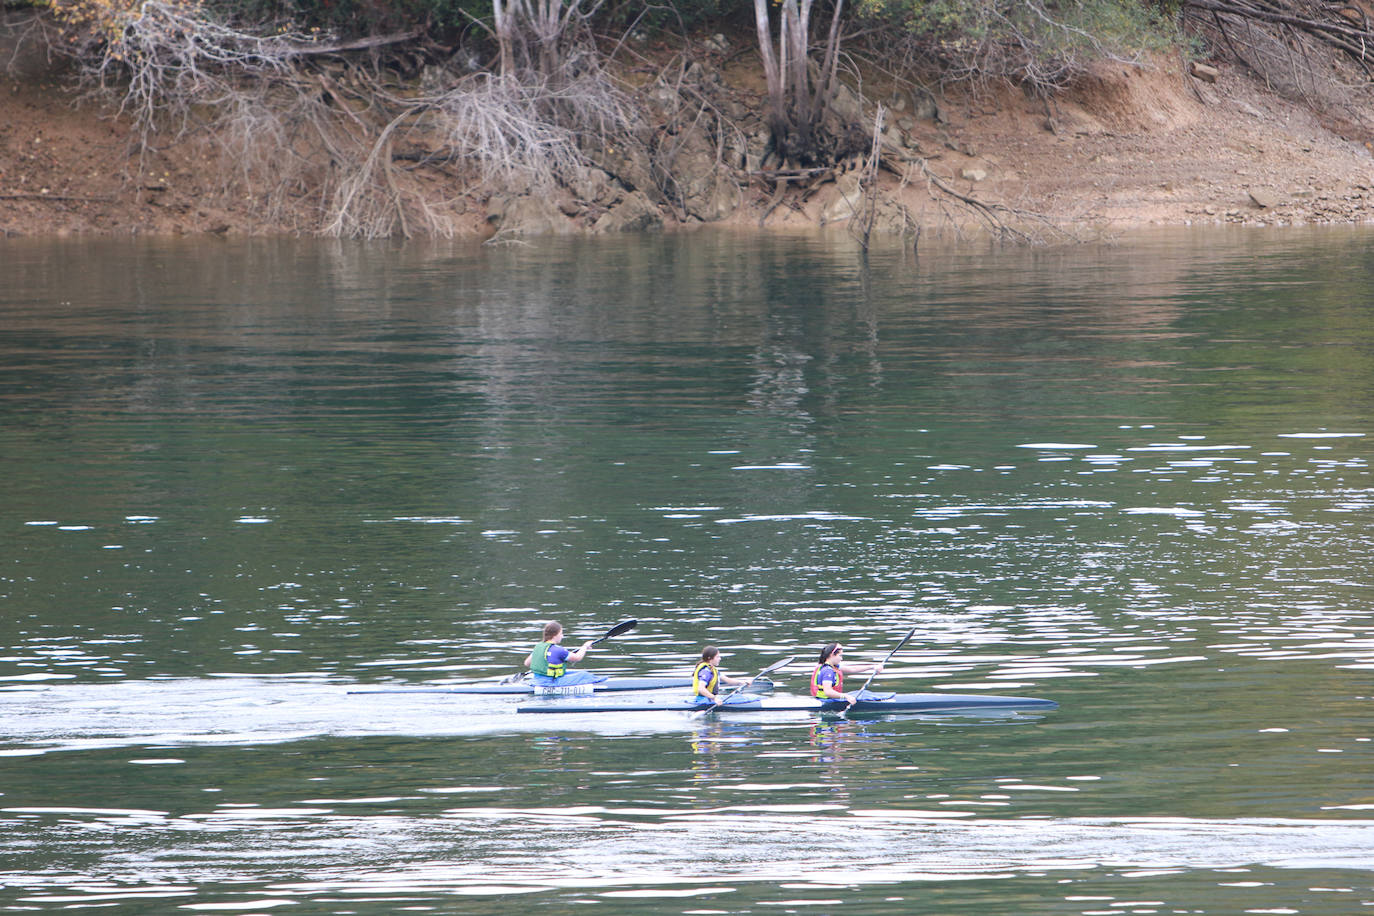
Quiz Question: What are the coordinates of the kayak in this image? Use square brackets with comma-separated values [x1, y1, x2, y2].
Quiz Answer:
[515, 692, 1057, 715]
[349, 676, 697, 697]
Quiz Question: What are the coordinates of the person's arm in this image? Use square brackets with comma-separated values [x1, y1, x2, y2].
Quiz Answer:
[837, 661, 882, 701]
[719, 673, 753, 686]
[565, 640, 594, 664]
[522, 652, 533, 668]
[841, 661, 883, 676]
[816, 671, 851, 702]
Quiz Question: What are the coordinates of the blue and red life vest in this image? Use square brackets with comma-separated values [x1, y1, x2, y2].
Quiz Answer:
[810, 663, 842, 697]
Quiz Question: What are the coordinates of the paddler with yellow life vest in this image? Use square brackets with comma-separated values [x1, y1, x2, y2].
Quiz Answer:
[810, 642, 883, 704]
[523, 621, 597, 687]
[691, 646, 754, 705]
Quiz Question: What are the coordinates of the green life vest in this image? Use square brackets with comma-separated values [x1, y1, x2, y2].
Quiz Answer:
[531, 641, 565, 678]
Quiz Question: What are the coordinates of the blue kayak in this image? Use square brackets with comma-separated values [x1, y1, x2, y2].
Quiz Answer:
[348, 676, 695, 696]
[516, 692, 1057, 715]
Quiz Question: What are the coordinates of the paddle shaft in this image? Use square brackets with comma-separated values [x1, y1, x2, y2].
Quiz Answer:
[847, 626, 918, 705]
[506, 619, 638, 683]
[698, 656, 796, 715]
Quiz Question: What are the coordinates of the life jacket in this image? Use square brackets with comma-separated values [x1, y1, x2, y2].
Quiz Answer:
[692, 661, 720, 697]
[531, 641, 565, 678]
[810, 663, 842, 697]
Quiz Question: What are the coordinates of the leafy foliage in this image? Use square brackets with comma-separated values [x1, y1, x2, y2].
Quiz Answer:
[45, 0, 154, 45]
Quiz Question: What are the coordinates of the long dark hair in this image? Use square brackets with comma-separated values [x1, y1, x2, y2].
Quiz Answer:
[817, 642, 840, 666]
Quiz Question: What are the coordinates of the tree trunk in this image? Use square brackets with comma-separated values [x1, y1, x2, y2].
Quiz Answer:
[753, 0, 783, 128]
[752, 0, 855, 166]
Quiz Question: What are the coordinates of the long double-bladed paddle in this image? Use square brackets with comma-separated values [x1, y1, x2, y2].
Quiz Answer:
[502, 618, 639, 683]
[695, 656, 795, 717]
[844, 625, 918, 712]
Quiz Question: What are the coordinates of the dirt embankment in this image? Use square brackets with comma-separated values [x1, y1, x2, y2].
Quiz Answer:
[2, 17, 1373, 239]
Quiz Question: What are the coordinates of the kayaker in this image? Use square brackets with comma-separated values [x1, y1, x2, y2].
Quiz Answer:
[692, 646, 754, 705]
[523, 621, 597, 686]
[810, 642, 883, 703]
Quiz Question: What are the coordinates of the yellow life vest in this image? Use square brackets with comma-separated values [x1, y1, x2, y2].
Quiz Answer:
[692, 661, 720, 696]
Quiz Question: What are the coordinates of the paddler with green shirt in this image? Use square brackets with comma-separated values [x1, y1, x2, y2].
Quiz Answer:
[523, 620, 599, 687]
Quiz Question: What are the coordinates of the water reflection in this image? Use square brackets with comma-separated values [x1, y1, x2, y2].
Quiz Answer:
[3, 800, 1370, 914]
[4, 229, 1374, 915]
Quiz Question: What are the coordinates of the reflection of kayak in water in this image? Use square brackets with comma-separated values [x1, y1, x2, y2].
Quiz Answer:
[516, 691, 1058, 714]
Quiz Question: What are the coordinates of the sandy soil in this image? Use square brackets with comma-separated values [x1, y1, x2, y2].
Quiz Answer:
[1, 71, 272, 236]
[2, 30, 1373, 239]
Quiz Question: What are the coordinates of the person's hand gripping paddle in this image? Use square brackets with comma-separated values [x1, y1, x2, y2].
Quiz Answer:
[843, 626, 917, 716]
[694, 656, 795, 718]
[500, 618, 638, 683]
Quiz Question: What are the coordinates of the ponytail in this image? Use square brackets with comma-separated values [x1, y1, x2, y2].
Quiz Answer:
[817, 642, 840, 666]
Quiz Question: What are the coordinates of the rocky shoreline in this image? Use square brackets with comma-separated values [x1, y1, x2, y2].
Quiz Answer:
[3, 14, 1373, 240]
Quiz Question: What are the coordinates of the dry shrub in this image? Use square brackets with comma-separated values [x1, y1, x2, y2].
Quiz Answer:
[854, 0, 1175, 96]
[431, 61, 637, 189]
[51, 0, 638, 236]
[1183, 0, 1374, 138]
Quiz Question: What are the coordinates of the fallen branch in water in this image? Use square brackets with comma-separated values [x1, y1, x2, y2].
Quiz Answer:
[914, 159, 1077, 245]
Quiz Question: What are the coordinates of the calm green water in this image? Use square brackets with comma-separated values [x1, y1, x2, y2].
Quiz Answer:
[1, 229, 1372, 915]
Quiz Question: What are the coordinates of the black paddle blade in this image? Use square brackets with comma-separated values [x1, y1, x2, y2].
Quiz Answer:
[587, 618, 638, 646]
[604, 618, 638, 639]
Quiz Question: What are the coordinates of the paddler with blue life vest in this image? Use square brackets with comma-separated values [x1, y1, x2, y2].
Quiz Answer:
[523, 621, 598, 687]
[810, 642, 883, 704]
[691, 646, 754, 705]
